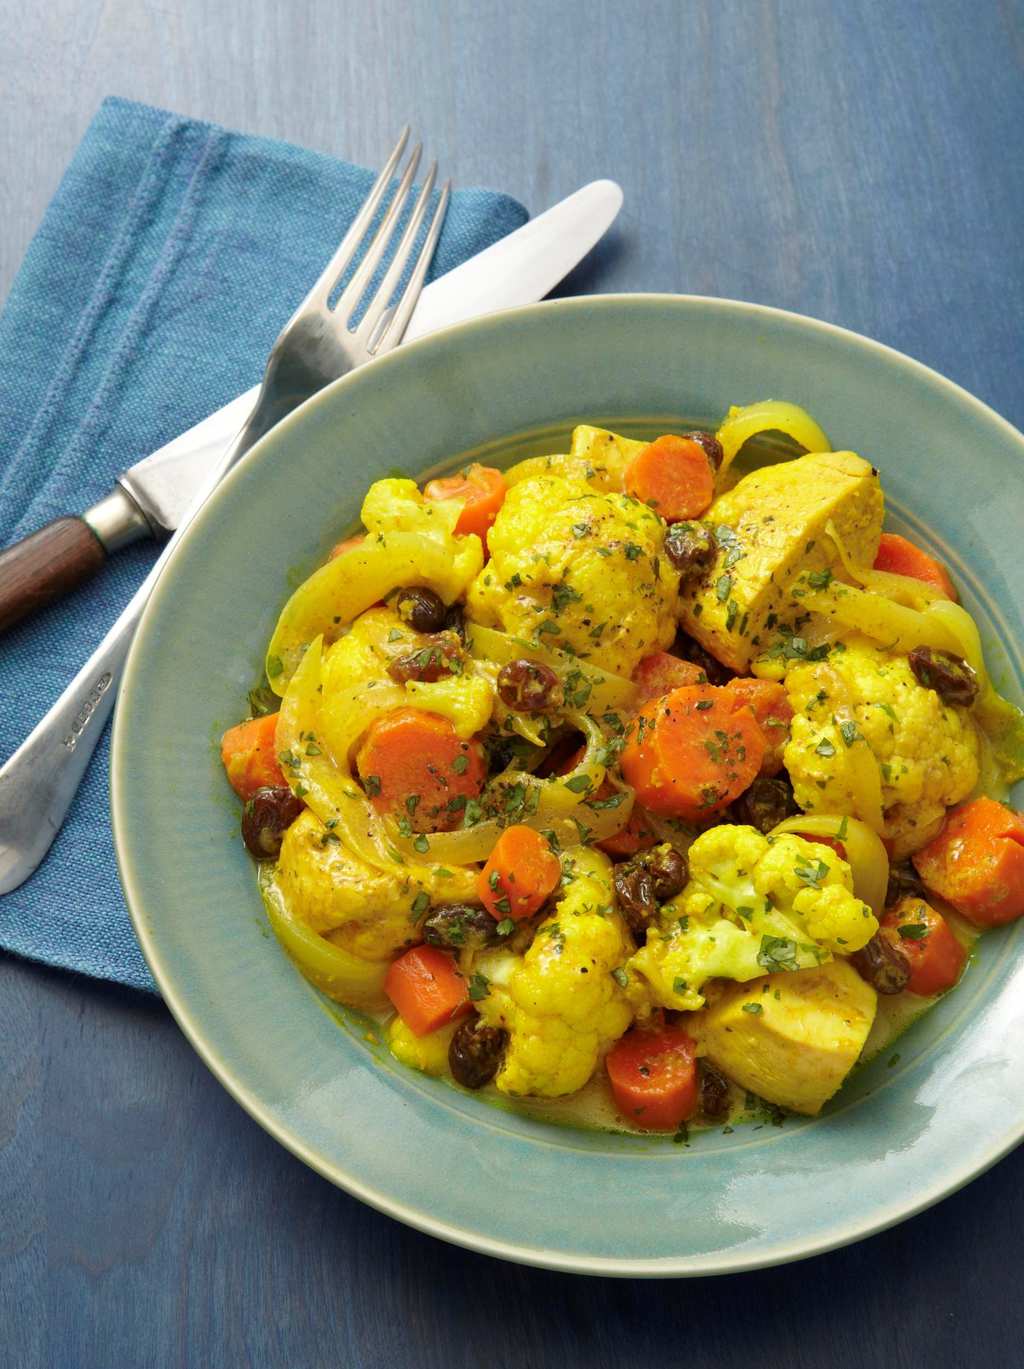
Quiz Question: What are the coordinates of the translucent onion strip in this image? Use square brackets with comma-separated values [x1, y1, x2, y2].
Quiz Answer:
[258, 865, 390, 1011]
[715, 399, 832, 488]
[268, 530, 483, 692]
[381, 711, 635, 865]
[466, 623, 636, 715]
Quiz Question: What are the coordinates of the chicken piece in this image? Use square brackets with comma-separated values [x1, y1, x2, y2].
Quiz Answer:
[467, 474, 679, 677]
[678, 451, 884, 672]
[692, 959, 877, 1115]
[275, 809, 478, 960]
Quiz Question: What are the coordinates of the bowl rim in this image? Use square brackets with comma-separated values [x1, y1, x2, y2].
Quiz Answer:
[112, 290, 1024, 1276]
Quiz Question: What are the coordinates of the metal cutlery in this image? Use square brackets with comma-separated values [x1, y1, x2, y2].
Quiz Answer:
[0, 127, 450, 893]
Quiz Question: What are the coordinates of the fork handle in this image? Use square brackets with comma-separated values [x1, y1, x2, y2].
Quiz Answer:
[0, 517, 107, 633]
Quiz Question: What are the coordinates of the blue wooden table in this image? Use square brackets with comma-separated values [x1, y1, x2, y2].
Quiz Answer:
[2, 2, 1023, 1364]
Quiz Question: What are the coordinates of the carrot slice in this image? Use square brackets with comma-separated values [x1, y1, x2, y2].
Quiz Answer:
[478, 825, 561, 922]
[632, 652, 708, 704]
[424, 464, 507, 541]
[620, 684, 766, 821]
[355, 707, 486, 833]
[913, 796, 1024, 926]
[605, 1026, 699, 1131]
[598, 804, 660, 858]
[724, 677, 794, 776]
[328, 533, 366, 561]
[879, 897, 965, 996]
[623, 435, 715, 522]
[873, 533, 957, 600]
[384, 945, 472, 1036]
[221, 714, 286, 801]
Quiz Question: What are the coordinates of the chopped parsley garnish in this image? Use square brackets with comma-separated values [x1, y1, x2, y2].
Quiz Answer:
[410, 891, 430, 918]
[757, 935, 801, 973]
[742, 1002, 764, 1015]
[611, 967, 629, 988]
[468, 973, 490, 1002]
[552, 582, 583, 612]
[715, 573, 733, 603]
[496, 918, 515, 937]
[413, 834, 431, 854]
[794, 857, 830, 889]
[815, 737, 837, 758]
[806, 568, 833, 589]
[266, 655, 284, 678]
[838, 719, 862, 747]
[363, 774, 381, 798]
[563, 773, 593, 794]
[672, 976, 689, 995]
[451, 754, 469, 775]
[623, 543, 643, 561]
[897, 922, 929, 941]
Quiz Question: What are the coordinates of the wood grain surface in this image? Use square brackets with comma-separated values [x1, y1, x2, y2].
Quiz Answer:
[2, 1, 1023, 1365]
[0, 516, 106, 632]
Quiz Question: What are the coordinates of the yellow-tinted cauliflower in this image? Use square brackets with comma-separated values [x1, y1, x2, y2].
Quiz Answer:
[627, 825, 877, 1012]
[276, 809, 477, 960]
[785, 638, 979, 856]
[475, 847, 633, 1097]
[466, 474, 678, 677]
[319, 605, 494, 743]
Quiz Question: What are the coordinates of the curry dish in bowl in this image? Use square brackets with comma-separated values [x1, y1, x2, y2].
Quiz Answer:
[218, 399, 1024, 1137]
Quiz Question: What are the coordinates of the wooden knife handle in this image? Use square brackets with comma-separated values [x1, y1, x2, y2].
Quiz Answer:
[0, 516, 107, 633]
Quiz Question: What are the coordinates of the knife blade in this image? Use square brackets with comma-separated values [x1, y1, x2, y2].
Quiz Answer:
[0, 180, 623, 634]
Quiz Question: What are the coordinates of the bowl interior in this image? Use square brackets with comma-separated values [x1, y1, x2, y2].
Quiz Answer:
[114, 295, 1024, 1274]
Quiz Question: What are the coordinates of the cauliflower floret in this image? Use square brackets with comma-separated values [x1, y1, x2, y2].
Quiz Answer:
[626, 825, 877, 1012]
[276, 809, 477, 960]
[475, 847, 633, 1097]
[320, 606, 495, 742]
[466, 475, 679, 677]
[784, 639, 979, 857]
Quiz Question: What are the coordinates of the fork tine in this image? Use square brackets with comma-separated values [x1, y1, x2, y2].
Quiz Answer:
[367, 178, 451, 355]
[353, 160, 437, 343]
[333, 142, 423, 320]
[289, 127, 410, 315]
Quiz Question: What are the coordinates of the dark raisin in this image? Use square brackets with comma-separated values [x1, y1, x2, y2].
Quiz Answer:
[850, 932, 911, 995]
[395, 586, 447, 633]
[664, 523, 717, 582]
[614, 848, 688, 938]
[681, 429, 724, 471]
[448, 1018, 508, 1089]
[886, 860, 926, 909]
[443, 601, 467, 642]
[423, 903, 503, 951]
[241, 786, 304, 859]
[908, 646, 979, 708]
[672, 631, 734, 685]
[699, 1060, 731, 1120]
[729, 775, 798, 833]
[387, 632, 462, 683]
[497, 658, 559, 712]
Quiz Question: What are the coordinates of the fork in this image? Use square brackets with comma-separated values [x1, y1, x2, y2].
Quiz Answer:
[0, 129, 450, 893]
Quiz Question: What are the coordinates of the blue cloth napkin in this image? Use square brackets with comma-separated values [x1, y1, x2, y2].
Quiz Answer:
[0, 97, 527, 992]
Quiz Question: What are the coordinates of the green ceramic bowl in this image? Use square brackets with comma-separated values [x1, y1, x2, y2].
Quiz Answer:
[112, 295, 1024, 1276]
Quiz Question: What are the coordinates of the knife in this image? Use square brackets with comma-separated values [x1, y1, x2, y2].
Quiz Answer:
[0, 178, 623, 634]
